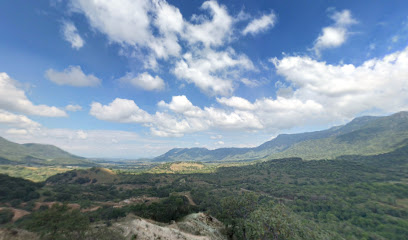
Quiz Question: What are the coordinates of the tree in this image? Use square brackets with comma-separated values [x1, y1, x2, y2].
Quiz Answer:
[244, 202, 338, 240]
[26, 203, 89, 240]
[0, 209, 14, 224]
[220, 192, 260, 239]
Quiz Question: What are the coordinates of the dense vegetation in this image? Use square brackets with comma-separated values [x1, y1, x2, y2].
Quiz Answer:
[0, 174, 42, 203]
[1, 112, 408, 239]
[2, 144, 402, 239]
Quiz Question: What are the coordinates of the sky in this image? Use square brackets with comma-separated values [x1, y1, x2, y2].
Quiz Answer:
[0, 0, 408, 158]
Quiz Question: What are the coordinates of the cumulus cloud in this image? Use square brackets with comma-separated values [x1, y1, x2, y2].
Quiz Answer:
[183, 1, 233, 47]
[69, 0, 255, 95]
[90, 45, 408, 138]
[70, 0, 182, 62]
[271, 46, 408, 119]
[45, 65, 101, 87]
[119, 72, 165, 91]
[242, 12, 276, 36]
[158, 95, 202, 116]
[0, 110, 41, 131]
[313, 10, 357, 56]
[62, 21, 85, 49]
[70, 0, 235, 54]
[217, 96, 255, 110]
[0, 73, 67, 117]
[65, 104, 82, 112]
[70, 0, 152, 46]
[91, 95, 322, 137]
[173, 48, 254, 95]
[90, 98, 152, 123]
[153, 95, 323, 136]
[91, 96, 264, 137]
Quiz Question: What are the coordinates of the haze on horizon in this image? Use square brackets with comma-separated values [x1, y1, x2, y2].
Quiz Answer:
[0, 0, 407, 158]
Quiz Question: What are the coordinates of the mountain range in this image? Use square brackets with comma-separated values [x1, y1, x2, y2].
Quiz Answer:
[1, 111, 408, 165]
[153, 111, 408, 162]
[0, 137, 91, 166]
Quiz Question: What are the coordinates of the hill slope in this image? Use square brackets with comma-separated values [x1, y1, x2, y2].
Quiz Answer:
[0, 137, 92, 166]
[154, 111, 408, 162]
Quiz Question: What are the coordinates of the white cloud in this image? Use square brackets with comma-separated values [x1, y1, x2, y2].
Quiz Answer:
[119, 72, 165, 91]
[272, 46, 408, 119]
[65, 104, 82, 112]
[70, 0, 255, 96]
[62, 21, 85, 49]
[0, 73, 67, 117]
[242, 12, 276, 36]
[217, 96, 255, 110]
[173, 48, 254, 95]
[240, 78, 261, 87]
[0, 110, 41, 131]
[45, 65, 101, 87]
[76, 130, 88, 140]
[69, 0, 237, 59]
[70, 0, 182, 62]
[158, 95, 202, 117]
[88, 46, 408, 138]
[71, 0, 152, 46]
[330, 10, 357, 26]
[6, 128, 28, 135]
[90, 98, 152, 123]
[91, 96, 264, 137]
[313, 10, 357, 56]
[183, 1, 233, 47]
[150, 0, 183, 59]
[210, 134, 222, 139]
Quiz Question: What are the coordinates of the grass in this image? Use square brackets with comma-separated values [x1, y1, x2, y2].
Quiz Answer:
[146, 161, 253, 174]
[0, 165, 72, 182]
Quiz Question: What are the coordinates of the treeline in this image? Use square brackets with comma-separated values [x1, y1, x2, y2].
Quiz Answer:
[2, 145, 408, 239]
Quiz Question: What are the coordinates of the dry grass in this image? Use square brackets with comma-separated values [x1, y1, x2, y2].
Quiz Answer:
[169, 163, 204, 172]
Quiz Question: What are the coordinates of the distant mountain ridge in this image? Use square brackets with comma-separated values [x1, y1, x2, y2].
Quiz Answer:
[154, 112, 408, 162]
[0, 137, 92, 166]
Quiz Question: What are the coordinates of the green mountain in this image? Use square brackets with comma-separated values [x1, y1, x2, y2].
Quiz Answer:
[0, 136, 92, 166]
[154, 111, 408, 162]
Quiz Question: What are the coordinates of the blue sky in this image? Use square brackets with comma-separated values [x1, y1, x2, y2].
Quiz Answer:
[0, 0, 408, 158]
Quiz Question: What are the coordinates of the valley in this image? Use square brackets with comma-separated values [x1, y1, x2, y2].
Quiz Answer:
[0, 112, 408, 239]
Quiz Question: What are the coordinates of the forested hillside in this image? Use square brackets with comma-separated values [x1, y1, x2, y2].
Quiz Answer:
[155, 111, 408, 162]
[0, 137, 92, 166]
[1, 144, 407, 239]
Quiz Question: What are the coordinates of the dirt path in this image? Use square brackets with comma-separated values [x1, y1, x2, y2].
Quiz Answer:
[0, 207, 30, 222]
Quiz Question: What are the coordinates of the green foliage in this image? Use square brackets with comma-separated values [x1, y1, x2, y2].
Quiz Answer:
[3, 130, 408, 239]
[0, 174, 42, 202]
[245, 202, 337, 240]
[219, 194, 336, 239]
[130, 195, 197, 222]
[153, 112, 408, 162]
[0, 209, 14, 224]
[0, 165, 71, 182]
[220, 192, 259, 226]
[24, 204, 90, 240]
